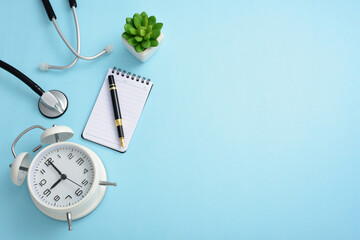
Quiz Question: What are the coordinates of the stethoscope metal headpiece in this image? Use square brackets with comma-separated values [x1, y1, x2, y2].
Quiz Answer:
[39, 0, 113, 71]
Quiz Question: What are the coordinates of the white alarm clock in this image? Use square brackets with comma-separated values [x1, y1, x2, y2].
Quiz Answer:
[9, 125, 116, 231]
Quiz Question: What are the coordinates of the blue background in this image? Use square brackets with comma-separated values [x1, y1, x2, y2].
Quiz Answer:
[0, 0, 359, 239]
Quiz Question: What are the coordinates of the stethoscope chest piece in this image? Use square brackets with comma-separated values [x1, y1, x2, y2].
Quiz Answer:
[38, 90, 68, 118]
[0, 60, 69, 119]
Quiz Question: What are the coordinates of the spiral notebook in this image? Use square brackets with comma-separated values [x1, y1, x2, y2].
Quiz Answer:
[82, 67, 153, 153]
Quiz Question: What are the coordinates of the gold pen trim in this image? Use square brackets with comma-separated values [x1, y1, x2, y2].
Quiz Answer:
[119, 137, 125, 148]
[109, 87, 117, 90]
[115, 119, 123, 126]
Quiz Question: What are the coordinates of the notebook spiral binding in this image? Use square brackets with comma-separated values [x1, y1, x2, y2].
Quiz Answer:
[112, 67, 151, 85]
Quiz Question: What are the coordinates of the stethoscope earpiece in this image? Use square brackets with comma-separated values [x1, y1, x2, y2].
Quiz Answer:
[40, 0, 112, 71]
[39, 63, 50, 71]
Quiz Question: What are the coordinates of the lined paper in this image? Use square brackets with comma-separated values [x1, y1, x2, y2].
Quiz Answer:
[83, 68, 153, 152]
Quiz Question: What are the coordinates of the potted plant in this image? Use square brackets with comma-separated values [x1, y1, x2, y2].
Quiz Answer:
[122, 11, 164, 62]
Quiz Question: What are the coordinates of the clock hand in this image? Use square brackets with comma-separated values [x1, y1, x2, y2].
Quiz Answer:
[49, 162, 81, 187]
[66, 178, 82, 188]
[50, 178, 61, 189]
[50, 174, 67, 189]
[49, 161, 62, 175]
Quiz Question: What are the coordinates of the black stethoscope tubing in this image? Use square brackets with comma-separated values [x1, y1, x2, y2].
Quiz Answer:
[42, 0, 77, 21]
[0, 60, 44, 96]
[0, 60, 68, 118]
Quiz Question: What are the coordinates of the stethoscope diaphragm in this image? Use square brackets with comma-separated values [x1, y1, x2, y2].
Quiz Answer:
[0, 60, 68, 118]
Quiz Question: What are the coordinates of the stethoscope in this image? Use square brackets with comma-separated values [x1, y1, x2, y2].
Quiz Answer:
[39, 0, 113, 71]
[0, 60, 68, 118]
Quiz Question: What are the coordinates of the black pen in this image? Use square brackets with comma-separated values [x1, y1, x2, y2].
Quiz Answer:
[108, 75, 125, 148]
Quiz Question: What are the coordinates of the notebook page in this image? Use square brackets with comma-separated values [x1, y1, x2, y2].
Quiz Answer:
[83, 68, 153, 152]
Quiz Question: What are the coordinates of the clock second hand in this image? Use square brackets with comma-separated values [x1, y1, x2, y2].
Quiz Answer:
[66, 178, 82, 188]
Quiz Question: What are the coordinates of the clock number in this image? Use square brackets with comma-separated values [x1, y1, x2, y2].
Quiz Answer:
[84, 168, 89, 174]
[43, 189, 51, 197]
[65, 195, 72, 199]
[76, 158, 84, 166]
[81, 179, 89, 186]
[39, 179, 47, 187]
[67, 153, 74, 159]
[44, 158, 54, 166]
[54, 195, 60, 202]
[75, 188, 83, 196]
[40, 169, 46, 174]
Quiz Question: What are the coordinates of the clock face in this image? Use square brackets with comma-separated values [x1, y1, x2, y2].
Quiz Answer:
[29, 144, 95, 208]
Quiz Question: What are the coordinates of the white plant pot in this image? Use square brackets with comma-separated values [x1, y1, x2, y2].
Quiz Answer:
[122, 33, 164, 62]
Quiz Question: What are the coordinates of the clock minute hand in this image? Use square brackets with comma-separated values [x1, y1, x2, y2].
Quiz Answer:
[49, 161, 62, 175]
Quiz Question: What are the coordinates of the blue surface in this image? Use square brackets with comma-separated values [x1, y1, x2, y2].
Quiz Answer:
[0, 0, 359, 239]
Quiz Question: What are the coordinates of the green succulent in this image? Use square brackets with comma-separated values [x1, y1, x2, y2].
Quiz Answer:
[122, 11, 163, 53]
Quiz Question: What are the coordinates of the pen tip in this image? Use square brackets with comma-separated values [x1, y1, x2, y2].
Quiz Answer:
[120, 138, 125, 148]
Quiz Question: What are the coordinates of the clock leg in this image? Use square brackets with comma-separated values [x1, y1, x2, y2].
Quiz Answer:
[99, 181, 117, 186]
[66, 212, 72, 231]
